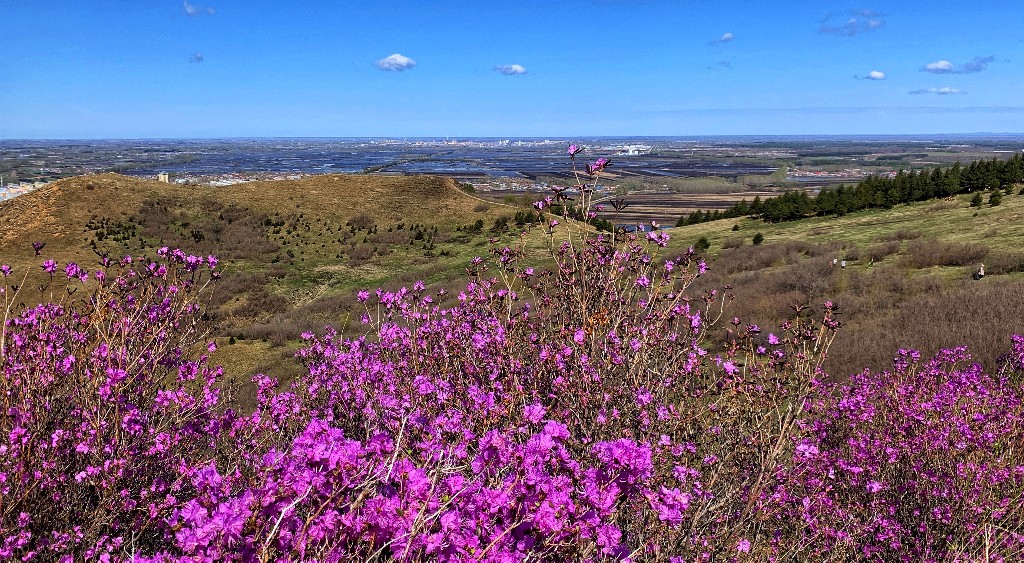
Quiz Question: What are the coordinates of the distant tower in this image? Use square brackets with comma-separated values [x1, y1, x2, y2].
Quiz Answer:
[158, 172, 170, 183]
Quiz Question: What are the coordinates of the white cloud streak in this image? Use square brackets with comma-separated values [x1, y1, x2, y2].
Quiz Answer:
[909, 87, 966, 95]
[375, 53, 417, 72]
[183, 1, 215, 16]
[819, 10, 884, 36]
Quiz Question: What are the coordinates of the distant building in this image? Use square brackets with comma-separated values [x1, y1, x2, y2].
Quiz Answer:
[157, 172, 170, 183]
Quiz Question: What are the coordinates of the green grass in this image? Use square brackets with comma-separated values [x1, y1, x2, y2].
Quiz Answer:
[668, 191, 1024, 258]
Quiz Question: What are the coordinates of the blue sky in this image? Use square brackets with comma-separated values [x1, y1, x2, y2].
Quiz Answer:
[1, 1, 1022, 138]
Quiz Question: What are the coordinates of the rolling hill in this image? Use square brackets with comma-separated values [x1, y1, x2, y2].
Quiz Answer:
[0, 173, 535, 390]
[4, 172, 1024, 392]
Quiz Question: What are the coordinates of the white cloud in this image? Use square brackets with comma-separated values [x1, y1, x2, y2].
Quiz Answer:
[922, 56, 995, 74]
[909, 87, 966, 95]
[923, 60, 954, 73]
[854, 70, 885, 80]
[819, 10, 884, 36]
[375, 53, 417, 72]
[494, 64, 527, 75]
[710, 32, 734, 45]
[183, 1, 215, 16]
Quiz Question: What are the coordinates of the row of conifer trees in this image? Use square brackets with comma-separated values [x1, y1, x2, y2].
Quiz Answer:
[677, 152, 1024, 226]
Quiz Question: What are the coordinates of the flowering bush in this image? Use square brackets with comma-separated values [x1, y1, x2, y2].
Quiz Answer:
[1, 249, 227, 560]
[3, 148, 1024, 561]
[765, 343, 1024, 561]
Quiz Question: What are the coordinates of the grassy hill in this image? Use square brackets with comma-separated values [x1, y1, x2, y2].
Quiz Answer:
[5, 172, 1024, 394]
[0, 173, 543, 392]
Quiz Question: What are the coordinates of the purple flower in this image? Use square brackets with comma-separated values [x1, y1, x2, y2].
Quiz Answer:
[41, 259, 57, 274]
[524, 403, 546, 424]
[795, 441, 819, 458]
[587, 157, 611, 175]
[32, 241, 45, 255]
[568, 143, 582, 156]
[737, 538, 751, 553]
[64, 262, 80, 279]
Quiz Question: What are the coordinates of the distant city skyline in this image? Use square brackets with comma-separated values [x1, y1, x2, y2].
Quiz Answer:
[2, 1, 1023, 138]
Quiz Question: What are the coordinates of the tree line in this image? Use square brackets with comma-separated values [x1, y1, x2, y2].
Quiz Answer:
[677, 153, 1024, 226]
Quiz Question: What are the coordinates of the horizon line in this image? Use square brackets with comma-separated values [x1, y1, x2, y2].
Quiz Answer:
[5, 133, 1024, 142]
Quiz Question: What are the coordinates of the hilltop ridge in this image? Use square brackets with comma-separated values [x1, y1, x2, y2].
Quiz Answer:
[0, 173, 507, 260]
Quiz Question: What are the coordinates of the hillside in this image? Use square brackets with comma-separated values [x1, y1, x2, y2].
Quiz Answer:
[667, 190, 1024, 377]
[0, 173, 537, 386]
[0, 173, 504, 248]
[6, 172, 1024, 386]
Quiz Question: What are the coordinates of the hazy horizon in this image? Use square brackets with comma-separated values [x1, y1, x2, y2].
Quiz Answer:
[6, 133, 1024, 143]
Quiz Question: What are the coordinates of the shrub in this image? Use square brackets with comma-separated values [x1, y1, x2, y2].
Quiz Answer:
[881, 229, 923, 242]
[722, 236, 743, 249]
[766, 345, 1024, 560]
[695, 235, 711, 252]
[865, 240, 901, 263]
[0, 249, 226, 560]
[347, 213, 375, 230]
[347, 243, 376, 264]
[905, 238, 990, 268]
[752, 232, 764, 245]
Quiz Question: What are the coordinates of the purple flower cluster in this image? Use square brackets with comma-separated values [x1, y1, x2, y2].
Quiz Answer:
[1, 251, 225, 561]
[4, 222, 1024, 560]
[764, 347, 1024, 560]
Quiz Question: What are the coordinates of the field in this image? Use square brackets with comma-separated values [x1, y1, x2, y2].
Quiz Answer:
[593, 191, 777, 225]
